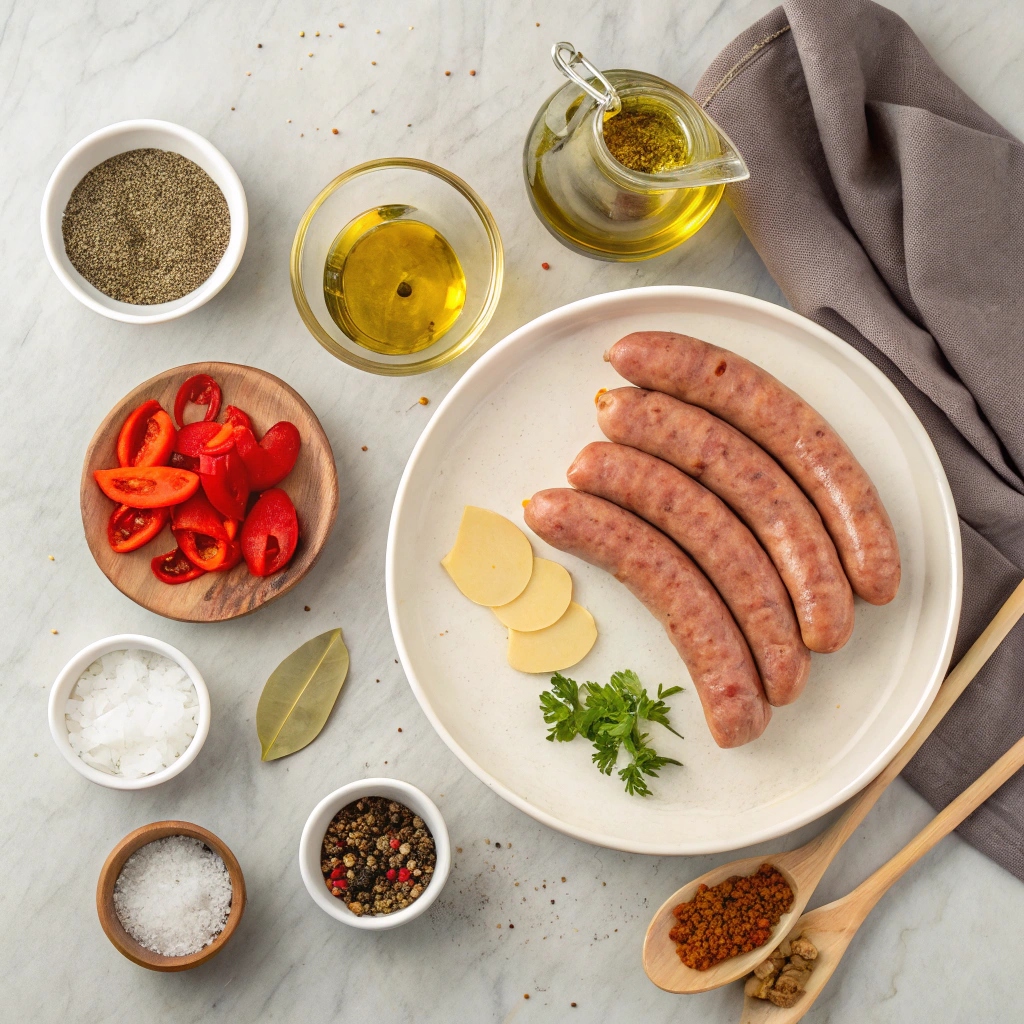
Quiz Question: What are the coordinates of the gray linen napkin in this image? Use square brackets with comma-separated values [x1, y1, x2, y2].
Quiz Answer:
[693, 0, 1024, 879]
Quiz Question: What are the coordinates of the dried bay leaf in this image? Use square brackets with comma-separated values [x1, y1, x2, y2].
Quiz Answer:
[257, 628, 350, 761]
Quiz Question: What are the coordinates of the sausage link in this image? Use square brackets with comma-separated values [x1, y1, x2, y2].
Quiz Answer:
[524, 487, 771, 748]
[597, 387, 854, 653]
[567, 441, 811, 705]
[607, 331, 901, 605]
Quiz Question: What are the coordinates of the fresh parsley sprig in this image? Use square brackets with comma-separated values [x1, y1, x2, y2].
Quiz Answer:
[539, 669, 683, 797]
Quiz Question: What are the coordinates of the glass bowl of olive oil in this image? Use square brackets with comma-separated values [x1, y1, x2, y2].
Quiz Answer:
[291, 159, 503, 375]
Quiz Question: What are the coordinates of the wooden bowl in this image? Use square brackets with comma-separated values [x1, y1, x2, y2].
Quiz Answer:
[96, 820, 246, 971]
[81, 361, 338, 622]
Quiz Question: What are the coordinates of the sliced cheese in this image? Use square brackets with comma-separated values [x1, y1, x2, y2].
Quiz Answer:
[441, 506, 534, 606]
[493, 557, 572, 631]
[507, 602, 597, 674]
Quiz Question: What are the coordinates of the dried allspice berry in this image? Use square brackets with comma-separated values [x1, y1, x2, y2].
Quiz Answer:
[61, 148, 230, 305]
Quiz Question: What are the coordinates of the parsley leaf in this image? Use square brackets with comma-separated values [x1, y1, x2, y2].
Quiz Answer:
[537, 669, 684, 797]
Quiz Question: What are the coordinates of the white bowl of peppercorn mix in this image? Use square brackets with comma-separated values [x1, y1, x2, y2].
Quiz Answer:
[299, 778, 451, 930]
[41, 119, 247, 324]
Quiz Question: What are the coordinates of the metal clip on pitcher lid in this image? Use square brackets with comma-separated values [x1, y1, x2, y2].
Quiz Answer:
[552, 42, 622, 115]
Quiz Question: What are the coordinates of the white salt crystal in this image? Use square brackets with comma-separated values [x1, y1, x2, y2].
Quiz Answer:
[113, 836, 233, 956]
[64, 649, 198, 778]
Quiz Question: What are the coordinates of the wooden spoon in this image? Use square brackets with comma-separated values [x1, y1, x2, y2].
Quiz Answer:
[642, 578, 1024, 994]
[740, 727, 1024, 1022]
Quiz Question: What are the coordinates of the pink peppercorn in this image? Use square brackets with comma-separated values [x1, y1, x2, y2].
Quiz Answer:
[330, 867, 344, 880]
[387, 869, 397, 881]
[336, 878, 348, 889]
[390, 838, 400, 849]
[398, 868, 411, 882]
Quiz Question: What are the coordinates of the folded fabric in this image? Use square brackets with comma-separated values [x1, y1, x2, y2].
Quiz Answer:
[694, 0, 1024, 879]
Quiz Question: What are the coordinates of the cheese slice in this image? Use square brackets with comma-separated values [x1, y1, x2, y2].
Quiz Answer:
[441, 506, 534, 607]
[493, 557, 572, 631]
[507, 602, 597, 673]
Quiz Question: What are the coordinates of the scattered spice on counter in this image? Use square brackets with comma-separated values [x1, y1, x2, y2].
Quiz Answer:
[418, 396, 430, 405]
[304, 605, 310, 611]
[470, 69, 477, 76]
[257, 42, 262, 47]
[371, 60, 377, 65]
[113, 836, 232, 956]
[338, 22, 344, 27]
[50, 628, 58, 634]
[744, 933, 818, 1008]
[62, 150, 230, 304]
[65, 649, 199, 778]
[48, 554, 55, 560]
[332, 128, 339, 134]
[321, 796, 436, 915]
[315, 30, 320, 36]
[299, 30, 305, 36]
[541, 261, 550, 269]
[669, 864, 794, 971]
[444, 70, 451, 76]
[361, 445, 368, 451]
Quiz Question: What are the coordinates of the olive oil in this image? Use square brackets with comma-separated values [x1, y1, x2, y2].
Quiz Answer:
[323, 206, 466, 355]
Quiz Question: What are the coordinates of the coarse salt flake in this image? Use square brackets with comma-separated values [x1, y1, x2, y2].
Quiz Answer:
[113, 836, 232, 956]
[64, 649, 198, 778]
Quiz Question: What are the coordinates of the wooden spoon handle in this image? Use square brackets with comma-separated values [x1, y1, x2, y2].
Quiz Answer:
[851, 730, 1024, 915]
[805, 578, 1024, 868]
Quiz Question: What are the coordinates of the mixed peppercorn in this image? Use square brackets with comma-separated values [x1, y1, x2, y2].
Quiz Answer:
[321, 797, 436, 916]
[669, 863, 794, 971]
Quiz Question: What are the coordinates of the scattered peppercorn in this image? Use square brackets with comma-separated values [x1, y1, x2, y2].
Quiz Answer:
[51, 629, 59, 635]
[304, 605, 310, 611]
[257, 43, 262, 48]
[371, 61, 377, 65]
[321, 797, 436, 916]
[397, 727, 403, 733]
[470, 69, 476, 76]
[524, 994, 530, 1000]
[361, 445, 368, 451]
[541, 262, 550, 269]
[299, 30, 304, 36]
[418, 396, 429, 405]
[445, 71, 451, 76]
[669, 864, 793, 971]
[338, 23, 344, 28]
[571, 1003, 577, 1008]
[332, 128, 339, 134]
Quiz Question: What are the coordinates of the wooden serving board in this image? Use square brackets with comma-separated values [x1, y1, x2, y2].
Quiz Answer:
[81, 361, 339, 622]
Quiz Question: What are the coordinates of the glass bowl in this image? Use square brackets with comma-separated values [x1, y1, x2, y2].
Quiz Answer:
[290, 158, 503, 376]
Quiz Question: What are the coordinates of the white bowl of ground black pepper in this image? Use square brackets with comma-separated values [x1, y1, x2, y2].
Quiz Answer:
[41, 119, 247, 323]
[299, 779, 451, 931]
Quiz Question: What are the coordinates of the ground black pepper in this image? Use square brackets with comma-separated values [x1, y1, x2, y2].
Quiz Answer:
[320, 796, 436, 915]
[61, 148, 230, 305]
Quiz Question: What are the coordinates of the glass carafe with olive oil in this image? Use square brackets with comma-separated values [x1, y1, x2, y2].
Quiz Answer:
[323, 205, 467, 355]
[524, 43, 749, 261]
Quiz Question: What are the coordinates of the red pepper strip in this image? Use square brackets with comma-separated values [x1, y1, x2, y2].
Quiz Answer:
[174, 529, 231, 572]
[173, 374, 222, 428]
[107, 505, 169, 553]
[199, 448, 250, 521]
[116, 400, 176, 469]
[212, 539, 243, 573]
[171, 490, 231, 542]
[151, 547, 206, 584]
[241, 488, 299, 576]
[223, 405, 253, 431]
[232, 421, 301, 491]
[94, 466, 199, 509]
[174, 421, 224, 457]
[201, 422, 236, 456]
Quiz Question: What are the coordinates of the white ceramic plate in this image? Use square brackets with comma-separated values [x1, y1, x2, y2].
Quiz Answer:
[386, 286, 962, 855]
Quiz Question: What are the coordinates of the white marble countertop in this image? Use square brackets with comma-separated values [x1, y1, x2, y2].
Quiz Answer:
[4, 0, 1022, 1020]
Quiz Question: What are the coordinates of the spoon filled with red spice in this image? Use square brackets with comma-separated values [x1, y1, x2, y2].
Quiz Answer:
[642, 578, 1024, 995]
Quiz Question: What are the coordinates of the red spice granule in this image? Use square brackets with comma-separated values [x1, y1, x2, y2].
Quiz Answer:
[541, 262, 550, 270]
[668, 863, 793, 971]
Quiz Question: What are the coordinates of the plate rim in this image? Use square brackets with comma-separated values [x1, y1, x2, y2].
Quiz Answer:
[386, 285, 962, 855]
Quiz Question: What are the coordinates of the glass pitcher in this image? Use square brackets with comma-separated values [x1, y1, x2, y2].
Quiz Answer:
[523, 43, 749, 261]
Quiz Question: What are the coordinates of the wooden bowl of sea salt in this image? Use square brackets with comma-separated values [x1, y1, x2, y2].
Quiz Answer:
[97, 821, 246, 971]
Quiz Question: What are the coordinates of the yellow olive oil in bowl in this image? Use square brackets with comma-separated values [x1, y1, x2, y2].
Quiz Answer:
[323, 206, 466, 356]
[291, 158, 502, 377]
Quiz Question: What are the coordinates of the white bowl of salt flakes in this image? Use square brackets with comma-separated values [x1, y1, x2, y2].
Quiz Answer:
[48, 634, 211, 790]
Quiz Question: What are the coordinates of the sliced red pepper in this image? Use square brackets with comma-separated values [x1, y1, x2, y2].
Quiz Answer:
[212, 539, 243, 573]
[175, 529, 231, 572]
[107, 505, 169, 553]
[174, 421, 225, 457]
[116, 400, 176, 468]
[151, 547, 206, 584]
[241, 488, 299, 576]
[94, 466, 199, 509]
[199, 448, 250, 521]
[174, 374, 222, 427]
[223, 405, 253, 431]
[232, 421, 301, 491]
[171, 491, 231, 541]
